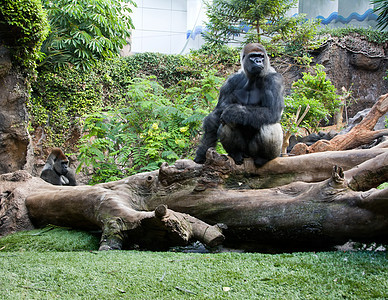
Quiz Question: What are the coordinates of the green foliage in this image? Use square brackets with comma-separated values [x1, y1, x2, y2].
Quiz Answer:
[203, 0, 324, 58]
[268, 15, 324, 57]
[40, 0, 135, 71]
[186, 44, 241, 73]
[319, 26, 388, 44]
[30, 52, 217, 148]
[0, 0, 49, 74]
[77, 72, 223, 184]
[372, 0, 388, 30]
[120, 52, 195, 87]
[281, 65, 342, 134]
[29, 68, 105, 146]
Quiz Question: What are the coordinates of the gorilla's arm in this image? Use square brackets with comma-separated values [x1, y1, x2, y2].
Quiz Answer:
[66, 168, 77, 186]
[41, 169, 61, 185]
[220, 73, 284, 129]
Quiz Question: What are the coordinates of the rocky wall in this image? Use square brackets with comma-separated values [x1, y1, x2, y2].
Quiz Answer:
[276, 34, 388, 118]
[0, 45, 31, 174]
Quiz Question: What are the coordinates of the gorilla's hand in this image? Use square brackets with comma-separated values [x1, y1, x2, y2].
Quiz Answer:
[60, 175, 70, 185]
[220, 104, 247, 126]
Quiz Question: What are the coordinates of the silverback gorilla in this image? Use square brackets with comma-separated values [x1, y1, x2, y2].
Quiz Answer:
[40, 148, 77, 186]
[194, 43, 284, 167]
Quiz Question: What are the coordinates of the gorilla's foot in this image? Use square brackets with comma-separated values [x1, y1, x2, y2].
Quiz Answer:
[194, 155, 206, 164]
[253, 157, 269, 168]
[229, 152, 244, 165]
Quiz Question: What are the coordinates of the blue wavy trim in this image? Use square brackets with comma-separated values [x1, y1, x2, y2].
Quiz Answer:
[186, 26, 206, 40]
[317, 9, 378, 25]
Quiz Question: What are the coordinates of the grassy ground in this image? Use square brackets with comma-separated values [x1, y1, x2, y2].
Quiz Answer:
[0, 228, 387, 299]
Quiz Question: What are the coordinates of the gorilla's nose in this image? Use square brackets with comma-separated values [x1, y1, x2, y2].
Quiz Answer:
[250, 57, 263, 65]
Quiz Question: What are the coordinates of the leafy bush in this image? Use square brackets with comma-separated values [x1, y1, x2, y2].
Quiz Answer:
[187, 44, 240, 72]
[281, 65, 342, 151]
[29, 68, 106, 146]
[30, 51, 224, 149]
[40, 0, 135, 70]
[77, 72, 223, 184]
[0, 0, 49, 75]
[119, 52, 195, 87]
[283, 64, 341, 129]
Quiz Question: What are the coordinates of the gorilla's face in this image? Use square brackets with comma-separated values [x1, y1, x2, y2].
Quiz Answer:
[244, 51, 265, 76]
[54, 159, 69, 175]
[241, 43, 268, 79]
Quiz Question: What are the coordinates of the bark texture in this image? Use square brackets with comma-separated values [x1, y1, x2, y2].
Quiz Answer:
[1, 145, 387, 252]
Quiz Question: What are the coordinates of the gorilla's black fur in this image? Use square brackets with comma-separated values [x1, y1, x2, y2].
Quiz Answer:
[194, 43, 284, 167]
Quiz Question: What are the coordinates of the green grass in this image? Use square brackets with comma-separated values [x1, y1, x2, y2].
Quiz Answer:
[0, 228, 387, 299]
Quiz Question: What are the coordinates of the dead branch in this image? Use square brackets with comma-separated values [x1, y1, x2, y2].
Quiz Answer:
[291, 93, 388, 155]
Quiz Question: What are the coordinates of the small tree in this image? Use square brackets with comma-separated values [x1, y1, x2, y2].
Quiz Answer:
[40, 0, 135, 70]
[204, 0, 322, 56]
[281, 65, 342, 154]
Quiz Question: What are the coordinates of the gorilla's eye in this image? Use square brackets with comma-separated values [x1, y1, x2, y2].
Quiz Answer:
[250, 53, 264, 58]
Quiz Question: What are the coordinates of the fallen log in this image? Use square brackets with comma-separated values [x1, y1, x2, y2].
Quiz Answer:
[201, 147, 388, 189]
[1, 147, 387, 252]
[291, 93, 388, 155]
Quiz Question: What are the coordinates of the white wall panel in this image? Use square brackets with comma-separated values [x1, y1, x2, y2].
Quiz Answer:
[143, 0, 171, 10]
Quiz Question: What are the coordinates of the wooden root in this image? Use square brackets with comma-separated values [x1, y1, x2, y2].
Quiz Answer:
[290, 93, 388, 155]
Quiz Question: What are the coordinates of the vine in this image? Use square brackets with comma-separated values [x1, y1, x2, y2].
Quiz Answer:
[0, 0, 49, 76]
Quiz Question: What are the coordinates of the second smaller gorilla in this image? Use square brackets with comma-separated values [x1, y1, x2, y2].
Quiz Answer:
[40, 148, 77, 186]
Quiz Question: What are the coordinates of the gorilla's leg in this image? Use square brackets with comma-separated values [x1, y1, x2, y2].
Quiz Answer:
[194, 113, 220, 164]
[249, 123, 283, 167]
[218, 124, 246, 165]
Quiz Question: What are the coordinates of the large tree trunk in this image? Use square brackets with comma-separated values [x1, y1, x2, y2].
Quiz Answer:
[1, 145, 387, 252]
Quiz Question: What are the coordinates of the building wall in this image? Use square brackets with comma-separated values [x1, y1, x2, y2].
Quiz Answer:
[130, 0, 188, 54]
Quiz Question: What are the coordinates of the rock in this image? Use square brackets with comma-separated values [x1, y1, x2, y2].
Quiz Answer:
[0, 45, 30, 174]
[0, 46, 12, 78]
[275, 34, 388, 120]
[350, 53, 381, 71]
